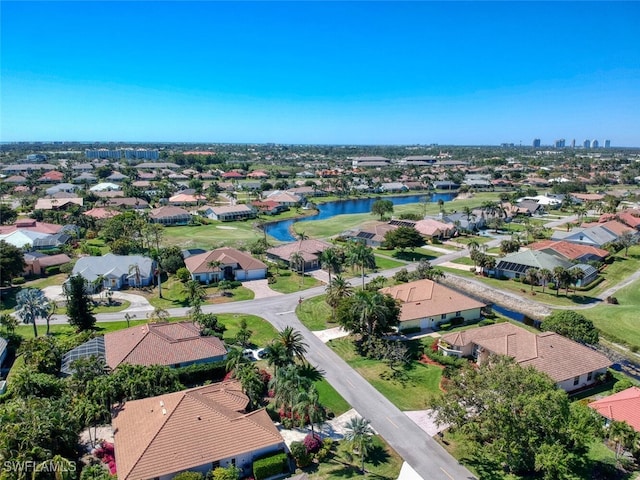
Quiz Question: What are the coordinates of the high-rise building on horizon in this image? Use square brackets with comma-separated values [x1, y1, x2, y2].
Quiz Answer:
[554, 139, 565, 148]
[604, 140, 611, 148]
[571, 139, 576, 149]
[592, 139, 599, 148]
[583, 139, 591, 149]
[533, 138, 541, 148]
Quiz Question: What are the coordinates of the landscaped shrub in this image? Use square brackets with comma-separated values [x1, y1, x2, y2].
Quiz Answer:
[393, 268, 410, 283]
[175, 267, 191, 283]
[12, 277, 25, 285]
[252, 452, 288, 480]
[208, 465, 241, 480]
[173, 472, 204, 480]
[289, 441, 313, 468]
[438, 323, 451, 331]
[93, 442, 116, 474]
[303, 433, 322, 454]
[479, 319, 495, 327]
[316, 437, 333, 461]
[450, 317, 464, 326]
[400, 326, 421, 335]
[44, 265, 60, 276]
[279, 271, 292, 277]
[60, 262, 74, 274]
[176, 361, 227, 386]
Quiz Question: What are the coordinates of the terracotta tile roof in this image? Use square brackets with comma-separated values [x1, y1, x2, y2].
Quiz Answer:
[589, 387, 640, 432]
[266, 239, 332, 262]
[413, 219, 455, 237]
[104, 322, 227, 369]
[208, 204, 254, 215]
[441, 323, 611, 383]
[0, 220, 62, 235]
[83, 207, 119, 219]
[528, 240, 610, 261]
[618, 212, 640, 229]
[581, 220, 634, 236]
[148, 205, 191, 219]
[185, 247, 267, 274]
[113, 380, 283, 480]
[169, 193, 206, 204]
[380, 279, 485, 321]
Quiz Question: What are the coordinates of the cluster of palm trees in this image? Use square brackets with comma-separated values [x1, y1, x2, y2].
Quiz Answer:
[521, 266, 585, 296]
[468, 241, 496, 274]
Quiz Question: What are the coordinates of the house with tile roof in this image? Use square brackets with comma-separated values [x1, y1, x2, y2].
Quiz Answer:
[104, 322, 227, 370]
[149, 206, 192, 226]
[343, 222, 398, 247]
[528, 240, 610, 263]
[70, 253, 154, 292]
[168, 193, 206, 206]
[380, 279, 485, 331]
[264, 191, 302, 207]
[34, 197, 83, 210]
[23, 252, 72, 276]
[202, 204, 256, 222]
[38, 170, 65, 183]
[439, 323, 611, 392]
[552, 225, 619, 248]
[495, 250, 572, 280]
[185, 247, 267, 283]
[112, 380, 284, 480]
[589, 387, 640, 432]
[266, 239, 332, 271]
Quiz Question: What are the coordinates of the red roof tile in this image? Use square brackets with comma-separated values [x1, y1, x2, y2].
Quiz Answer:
[589, 387, 640, 432]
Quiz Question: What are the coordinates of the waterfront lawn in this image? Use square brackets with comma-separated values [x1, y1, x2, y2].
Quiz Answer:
[582, 278, 640, 350]
[268, 272, 322, 294]
[328, 337, 442, 411]
[297, 295, 336, 331]
[314, 378, 351, 417]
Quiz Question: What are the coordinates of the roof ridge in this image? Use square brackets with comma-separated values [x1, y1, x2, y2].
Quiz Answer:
[231, 407, 282, 439]
[116, 325, 151, 366]
[125, 392, 184, 480]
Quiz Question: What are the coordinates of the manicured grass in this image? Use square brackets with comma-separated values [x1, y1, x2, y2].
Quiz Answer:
[297, 295, 336, 331]
[145, 278, 255, 309]
[268, 272, 322, 294]
[13, 319, 149, 339]
[23, 273, 68, 289]
[219, 313, 279, 348]
[451, 257, 474, 266]
[163, 222, 266, 249]
[454, 236, 492, 245]
[373, 255, 406, 270]
[314, 378, 351, 416]
[328, 337, 443, 411]
[299, 434, 403, 480]
[375, 248, 440, 262]
[582, 278, 640, 350]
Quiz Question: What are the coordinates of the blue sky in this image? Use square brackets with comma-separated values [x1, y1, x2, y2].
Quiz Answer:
[2, 1, 639, 146]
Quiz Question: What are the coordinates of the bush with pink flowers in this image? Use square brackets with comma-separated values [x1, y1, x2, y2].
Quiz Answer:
[303, 433, 322, 454]
[94, 442, 117, 474]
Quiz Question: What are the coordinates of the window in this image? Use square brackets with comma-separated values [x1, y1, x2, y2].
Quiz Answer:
[211, 461, 220, 470]
[573, 375, 580, 386]
[455, 311, 461, 317]
[587, 371, 593, 381]
[441, 314, 447, 320]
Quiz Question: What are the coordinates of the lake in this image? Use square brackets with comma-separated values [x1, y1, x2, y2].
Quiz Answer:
[263, 192, 458, 242]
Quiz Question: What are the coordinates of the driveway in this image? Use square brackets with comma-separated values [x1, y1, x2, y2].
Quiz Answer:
[42, 286, 153, 316]
[242, 279, 284, 299]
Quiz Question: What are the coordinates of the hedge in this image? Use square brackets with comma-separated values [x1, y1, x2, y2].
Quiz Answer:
[253, 452, 288, 480]
[438, 323, 451, 331]
[12, 277, 25, 285]
[44, 265, 60, 276]
[175, 361, 227, 386]
[400, 326, 421, 335]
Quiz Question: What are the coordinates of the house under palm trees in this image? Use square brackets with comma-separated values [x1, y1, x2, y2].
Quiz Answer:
[266, 239, 332, 271]
[69, 253, 155, 292]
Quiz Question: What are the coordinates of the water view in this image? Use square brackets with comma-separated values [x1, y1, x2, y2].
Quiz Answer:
[264, 192, 457, 242]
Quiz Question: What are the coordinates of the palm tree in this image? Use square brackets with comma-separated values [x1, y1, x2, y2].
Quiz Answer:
[264, 341, 290, 375]
[128, 263, 142, 289]
[320, 247, 342, 286]
[553, 266, 568, 297]
[567, 267, 585, 295]
[15, 288, 50, 338]
[289, 251, 305, 285]
[277, 326, 308, 363]
[350, 290, 392, 338]
[293, 385, 326, 435]
[207, 259, 223, 284]
[344, 416, 375, 474]
[524, 268, 540, 292]
[182, 279, 206, 306]
[538, 268, 552, 294]
[225, 347, 249, 373]
[608, 420, 639, 461]
[147, 306, 169, 323]
[326, 274, 353, 319]
[347, 242, 376, 288]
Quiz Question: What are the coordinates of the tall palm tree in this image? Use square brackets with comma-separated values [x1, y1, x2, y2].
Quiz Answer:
[538, 268, 552, 294]
[277, 326, 308, 363]
[15, 288, 50, 338]
[524, 268, 540, 292]
[293, 385, 326, 435]
[567, 267, 585, 295]
[326, 274, 353, 319]
[182, 279, 206, 306]
[264, 341, 290, 375]
[344, 416, 375, 474]
[553, 266, 568, 297]
[289, 251, 305, 285]
[207, 259, 223, 284]
[350, 290, 391, 337]
[128, 263, 142, 289]
[347, 242, 376, 288]
[320, 247, 342, 286]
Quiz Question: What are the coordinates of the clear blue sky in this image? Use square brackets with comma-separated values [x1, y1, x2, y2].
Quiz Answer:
[2, 1, 639, 146]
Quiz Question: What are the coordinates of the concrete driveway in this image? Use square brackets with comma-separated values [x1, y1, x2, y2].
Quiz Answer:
[242, 279, 283, 299]
[42, 286, 153, 315]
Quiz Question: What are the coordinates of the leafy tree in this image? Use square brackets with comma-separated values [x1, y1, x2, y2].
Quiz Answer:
[197, 313, 226, 338]
[10, 368, 65, 399]
[540, 311, 599, 344]
[234, 318, 252, 347]
[0, 240, 26, 286]
[336, 290, 400, 340]
[0, 312, 19, 333]
[0, 204, 17, 224]
[617, 231, 637, 257]
[431, 355, 601, 477]
[176, 266, 191, 283]
[344, 416, 375, 473]
[411, 259, 444, 281]
[159, 246, 185, 274]
[64, 275, 96, 331]
[147, 306, 170, 323]
[371, 199, 394, 220]
[234, 363, 266, 410]
[608, 420, 639, 461]
[499, 238, 520, 255]
[80, 464, 114, 480]
[383, 226, 424, 251]
[18, 336, 61, 374]
[15, 288, 49, 337]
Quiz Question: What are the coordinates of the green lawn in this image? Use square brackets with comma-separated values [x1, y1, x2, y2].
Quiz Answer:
[375, 248, 441, 262]
[23, 273, 68, 289]
[299, 434, 403, 480]
[163, 222, 266, 249]
[297, 295, 336, 331]
[582, 278, 640, 350]
[454, 236, 492, 245]
[328, 337, 442, 411]
[373, 255, 406, 270]
[268, 272, 322, 294]
[314, 378, 351, 416]
[144, 278, 255, 309]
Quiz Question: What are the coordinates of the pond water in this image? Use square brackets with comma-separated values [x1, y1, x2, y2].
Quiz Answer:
[263, 192, 458, 242]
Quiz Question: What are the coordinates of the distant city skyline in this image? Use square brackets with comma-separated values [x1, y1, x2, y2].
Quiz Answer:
[2, 2, 639, 146]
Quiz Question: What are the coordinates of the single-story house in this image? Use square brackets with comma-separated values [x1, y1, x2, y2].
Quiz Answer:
[380, 279, 485, 331]
[149, 206, 192, 226]
[112, 380, 284, 480]
[38, 171, 65, 183]
[380, 182, 408, 193]
[266, 239, 332, 271]
[34, 197, 83, 210]
[250, 200, 287, 215]
[32, 232, 72, 250]
[23, 252, 72, 276]
[392, 219, 455, 240]
[45, 183, 78, 195]
[185, 247, 267, 283]
[439, 322, 611, 392]
[0, 230, 56, 249]
[168, 193, 207, 206]
[494, 250, 572, 280]
[528, 240, 609, 263]
[0, 219, 62, 236]
[70, 253, 155, 292]
[73, 173, 97, 183]
[442, 212, 484, 233]
[265, 191, 302, 207]
[551, 226, 618, 248]
[589, 387, 640, 432]
[90, 182, 121, 192]
[433, 181, 460, 190]
[204, 204, 256, 222]
[343, 222, 397, 247]
[106, 197, 149, 210]
[83, 207, 119, 220]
